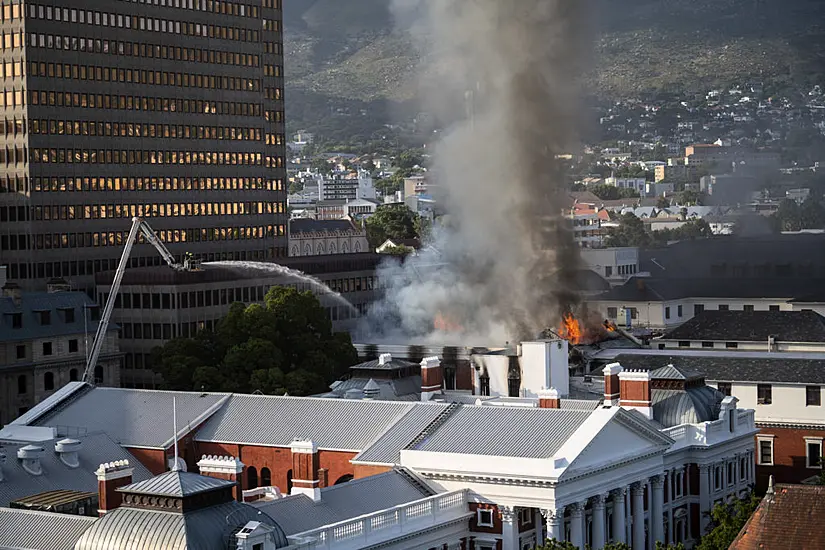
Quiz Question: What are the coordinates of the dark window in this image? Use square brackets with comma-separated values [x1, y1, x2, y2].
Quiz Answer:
[69, 368, 78, 381]
[807, 442, 822, 468]
[769, 305, 780, 311]
[665, 306, 671, 320]
[678, 341, 691, 348]
[628, 307, 638, 320]
[757, 384, 772, 405]
[16, 344, 25, 359]
[677, 305, 683, 317]
[480, 376, 490, 397]
[807, 386, 821, 407]
[605, 266, 613, 277]
[725, 342, 738, 349]
[94, 366, 103, 384]
[444, 367, 456, 390]
[260, 467, 271, 487]
[718, 304, 729, 311]
[508, 377, 520, 398]
[247, 466, 258, 489]
[17, 374, 26, 394]
[286, 469, 292, 493]
[607, 307, 617, 319]
[69, 339, 78, 352]
[44, 371, 54, 391]
[253, 544, 263, 550]
[743, 305, 754, 312]
[702, 341, 714, 348]
[717, 382, 731, 396]
[43, 342, 53, 355]
[694, 304, 704, 316]
[39, 310, 51, 325]
[64, 308, 75, 323]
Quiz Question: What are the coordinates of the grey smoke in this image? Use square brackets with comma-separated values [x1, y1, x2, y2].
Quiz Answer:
[360, 0, 590, 344]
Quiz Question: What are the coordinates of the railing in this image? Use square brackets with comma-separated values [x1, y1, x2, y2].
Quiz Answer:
[663, 409, 756, 450]
[242, 486, 282, 502]
[292, 489, 469, 550]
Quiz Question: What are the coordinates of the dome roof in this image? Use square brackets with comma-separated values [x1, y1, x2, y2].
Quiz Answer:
[652, 385, 723, 428]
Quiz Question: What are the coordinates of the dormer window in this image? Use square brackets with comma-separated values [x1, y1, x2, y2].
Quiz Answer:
[10, 312, 21, 328]
[61, 307, 75, 323]
[38, 310, 51, 325]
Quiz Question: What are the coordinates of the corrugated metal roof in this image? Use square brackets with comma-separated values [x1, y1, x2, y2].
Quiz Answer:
[120, 470, 235, 498]
[74, 500, 289, 550]
[0, 292, 112, 343]
[11, 489, 96, 509]
[412, 406, 592, 458]
[324, 376, 422, 401]
[195, 395, 416, 449]
[350, 357, 419, 371]
[0, 507, 97, 550]
[649, 364, 702, 381]
[255, 469, 436, 536]
[560, 399, 602, 411]
[0, 432, 153, 508]
[354, 403, 451, 464]
[33, 388, 230, 448]
[10, 382, 91, 426]
[651, 386, 722, 428]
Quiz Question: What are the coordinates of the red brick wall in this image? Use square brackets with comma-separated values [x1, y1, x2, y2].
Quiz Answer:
[125, 447, 167, 475]
[456, 361, 474, 391]
[194, 442, 357, 492]
[469, 503, 503, 535]
[620, 379, 650, 403]
[97, 475, 131, 513]
[353, 463, 393, 479]
[755, 426, 825, 491]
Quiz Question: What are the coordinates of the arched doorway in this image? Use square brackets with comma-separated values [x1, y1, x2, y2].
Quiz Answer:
[334, 474, 354, 485]
[247, 466, 258, 489]
[286, 469, 293, 493]
[261, 467, 271, 487]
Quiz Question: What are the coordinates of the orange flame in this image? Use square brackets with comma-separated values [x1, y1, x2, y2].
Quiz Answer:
[434, 311, 463, 333]
[604, 319, 617, 332]
[559, 312, 583, 344]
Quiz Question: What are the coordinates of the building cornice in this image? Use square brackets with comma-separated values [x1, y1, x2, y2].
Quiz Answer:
[756, 421, 825, 430]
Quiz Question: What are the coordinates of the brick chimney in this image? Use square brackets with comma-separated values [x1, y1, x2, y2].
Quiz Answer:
[618, 369, 653, 419]
[196, 455, 245, 502]
[95, 460, 133, 515]
[538, 387, 561, 409]
[603, 363, 623, 405]
[420, 356, 443, 401]
[289, 440, 321, 501]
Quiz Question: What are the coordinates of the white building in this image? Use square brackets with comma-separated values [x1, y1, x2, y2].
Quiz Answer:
[606, 177, 647, 195]
[580, 247, 641, 286]
[288, 219, 369, 257]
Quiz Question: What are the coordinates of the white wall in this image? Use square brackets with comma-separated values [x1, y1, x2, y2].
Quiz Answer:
[709, 382, 825, 427]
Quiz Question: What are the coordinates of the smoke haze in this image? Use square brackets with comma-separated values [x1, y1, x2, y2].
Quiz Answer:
[360, 0, 591, 344]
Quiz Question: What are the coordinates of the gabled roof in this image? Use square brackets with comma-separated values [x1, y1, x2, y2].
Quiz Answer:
[0, 291, 110, 343]
[195, 395, 424, 450]
[0, 432, 153, 508]
[30, 387, 230, 449]
[0, 507, 97, 550]
[255, 469, 436, 536]
[353, 403, 452, 465]
[730, 484, 825, 550]
[650, 364, 703, 381]
[120, 470, 235, 498]
[662, 310, 825, 343]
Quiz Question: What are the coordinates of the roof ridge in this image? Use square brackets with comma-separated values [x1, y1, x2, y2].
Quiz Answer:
[0, 507, 98, 521]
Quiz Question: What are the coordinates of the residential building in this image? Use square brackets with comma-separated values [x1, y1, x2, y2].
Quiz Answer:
[655, 165, 697, 183]
[605, 177, 646, 195]
[316, 170, 375, 202]
[0, 283, 120, 424]
[343, 198, 380, 220]
[95, 254, 382, 387]
[580, 248, 640, 286]
[0, 0, 288, 291]
[315, 200, 347, 220]
[288, 219, 369, 257]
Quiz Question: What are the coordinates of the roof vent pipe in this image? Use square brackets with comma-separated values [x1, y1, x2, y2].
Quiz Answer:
[55, 438, 82, 468]
[17, 445, 45, 476]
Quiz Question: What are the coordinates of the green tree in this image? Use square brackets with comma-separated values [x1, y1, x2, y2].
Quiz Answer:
[676, 189, 705, 206]
[656, 196, 671, 209]
[151, 287, 357, 395]
[695, 493, 760, 550]
[310, 157, 332, 174]
[288, 181, 304, 195]
[799, 197, 825, 229]
[378, 244, 414, 256]
[365, 204, 419, 248]
[772, 199, 802, 232]
[394, 149, 423, 170]
[606, 213, 651, 247]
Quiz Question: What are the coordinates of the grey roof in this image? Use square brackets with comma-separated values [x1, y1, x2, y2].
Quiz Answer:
[412, 406, 592, 458]
[323, 376, 422, 401]
[0, 432, 153, 508]
[120, 470, 235, 498]
[11, 382, 90, 426]
[613, 353, 825, 384]
[597, 277, 825, 303]
[354, 403, 452, 464]
[255, 469, 435, 536]
[32, 388, 230, 448]
[0, 291, 111, 343]
[0, 507, 97, 550]
[662, 310, 825, 343]
[195, 395, 418, 450]
[74, 500, 289, 550]
[560, 399, 602, 411]
[350, 357, 419, 371]
[651, 386, 723, 428]
[290, 218, 357, 234]
[650, 364, 703, 381]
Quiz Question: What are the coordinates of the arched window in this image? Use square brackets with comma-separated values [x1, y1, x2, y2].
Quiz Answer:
[261, 467, 271, 487]
[93, 366, 103, 384]
[317, 243, 325, 255]
[354, 241, 361, 252]
[304, 244, 311, 255]
[286, 469, 293, 493]
[44, 372, 54, 391]
[17, 374, 27, 394]
[329, 243, 336, 254]
[342, 242, 349, 253]
[291, 245, 299, 256]
[334, 474, 354, 485]
[69, 369, 78, 382]
[247, 466, 258, 489]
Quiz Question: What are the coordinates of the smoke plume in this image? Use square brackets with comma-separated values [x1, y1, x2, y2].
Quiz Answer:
[360, 0, 591, 344]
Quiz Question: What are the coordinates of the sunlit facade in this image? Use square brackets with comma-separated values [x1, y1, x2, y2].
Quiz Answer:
[0, 0, 288, 290]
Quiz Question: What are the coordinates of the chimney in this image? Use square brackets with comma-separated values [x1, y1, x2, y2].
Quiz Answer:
[618, 369, 653, 419]
[289, 440, 321, 502]
[54, 438, 82, 468]
[603, 363, 623, 405]
[377, 353, 392, 366]
[17, 445, 45, 476]
[95, 460, 133, 515]
[538, 387, 561, 409]
[420, 356, 443, 401]
[196, 455, 245, 502]
[318, 468, 329, 489]
[2, 282, 21, 307]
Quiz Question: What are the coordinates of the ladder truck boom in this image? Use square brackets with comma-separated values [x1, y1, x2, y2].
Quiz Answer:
[82, 217, 190, 384]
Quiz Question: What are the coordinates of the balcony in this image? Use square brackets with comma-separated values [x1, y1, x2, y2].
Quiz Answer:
[663, 409, 756, 451]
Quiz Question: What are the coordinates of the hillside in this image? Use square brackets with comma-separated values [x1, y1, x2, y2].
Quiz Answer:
[282, 0, 825, 133]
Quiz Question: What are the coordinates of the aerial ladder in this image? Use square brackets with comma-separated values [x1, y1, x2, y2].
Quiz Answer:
[82, 217, 199, 384]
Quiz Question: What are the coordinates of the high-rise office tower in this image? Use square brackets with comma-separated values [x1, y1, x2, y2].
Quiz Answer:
[0, 0, 287, 291]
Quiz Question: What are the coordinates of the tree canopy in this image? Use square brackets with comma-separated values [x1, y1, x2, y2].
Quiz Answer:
[695, 493, 760, 550]
[771, 197, 825, 232]
[365, 204, 422, 248]
[536, 540, 684, 550]
[606, 213, 651, 247]
[590, 184, 641, 201]
[151, 286, 358, 395]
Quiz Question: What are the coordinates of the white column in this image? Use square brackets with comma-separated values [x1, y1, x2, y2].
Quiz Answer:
[569, 502, 585, 549]
[611, 488, 627, 545]
[500, 506, 520, 550]
[698, 464, 712, 533]
[631, 482, 645, 550]
[749, 450, 756, 488]
[667, 507, 674, 545]
[651, 475, 664, 545]
[542, 507, 564, 543]
[535, 508, 544, 544]
[591, 494, 607, 549]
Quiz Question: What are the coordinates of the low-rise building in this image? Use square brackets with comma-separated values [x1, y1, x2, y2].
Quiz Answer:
[288, 219, 369, 257]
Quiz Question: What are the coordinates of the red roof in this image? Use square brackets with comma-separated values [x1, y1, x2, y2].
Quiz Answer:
[730, 483, 825, 550]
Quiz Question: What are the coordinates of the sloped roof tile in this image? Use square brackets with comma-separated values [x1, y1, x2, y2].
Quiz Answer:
[730, 484, 825, 550]
[120, 470, 235, 498]
[0, 507, 97, 550]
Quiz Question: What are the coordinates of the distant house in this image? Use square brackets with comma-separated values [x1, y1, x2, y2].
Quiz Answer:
[288, 219, 369, 257]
